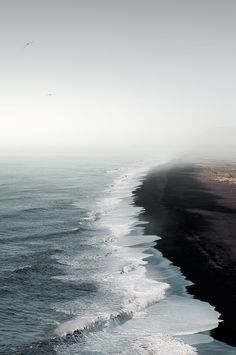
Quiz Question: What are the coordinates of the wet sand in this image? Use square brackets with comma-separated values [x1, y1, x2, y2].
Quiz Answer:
[134, 161, 236, 346]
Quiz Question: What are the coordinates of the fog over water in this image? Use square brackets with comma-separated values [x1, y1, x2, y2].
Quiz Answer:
[0, 0, 236, 156]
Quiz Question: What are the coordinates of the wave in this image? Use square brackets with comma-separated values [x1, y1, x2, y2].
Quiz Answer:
[12, 260, 55, 274]
[54, 164, 170, 341]
[55, 332, 198, 355]
[0, 158, 223, 355]
[54, 279, 168, 337]
[12, 265, 33, 274]
[133, 336, 197, 355]
[52, 161, 220, 355]
[54, 295, 219, 354]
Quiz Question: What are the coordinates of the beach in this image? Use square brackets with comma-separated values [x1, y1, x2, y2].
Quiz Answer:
[135, 159, 236, 347]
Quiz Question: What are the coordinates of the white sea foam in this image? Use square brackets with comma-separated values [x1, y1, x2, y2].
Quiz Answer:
[54, 160, 220, 355]
[133, 336, 197, 355]
[55, 262, 169, 337]
[56, 335, 197, 355]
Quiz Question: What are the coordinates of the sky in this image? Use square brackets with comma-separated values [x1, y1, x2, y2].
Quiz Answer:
[0, 0, 236, 156]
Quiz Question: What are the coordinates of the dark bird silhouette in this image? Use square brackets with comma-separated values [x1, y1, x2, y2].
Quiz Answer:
[23, 41, 33, 49]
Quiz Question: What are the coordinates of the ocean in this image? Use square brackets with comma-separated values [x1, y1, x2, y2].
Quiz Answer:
[0, 156, 235, 354]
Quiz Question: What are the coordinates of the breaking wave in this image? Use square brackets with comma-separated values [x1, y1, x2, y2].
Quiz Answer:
[53, 162, 220, 355]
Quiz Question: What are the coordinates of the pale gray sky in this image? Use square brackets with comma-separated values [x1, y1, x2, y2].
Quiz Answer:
[0, 0, 236, 155]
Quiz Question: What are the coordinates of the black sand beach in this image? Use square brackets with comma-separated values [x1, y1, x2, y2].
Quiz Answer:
[135, 161, 236, 347]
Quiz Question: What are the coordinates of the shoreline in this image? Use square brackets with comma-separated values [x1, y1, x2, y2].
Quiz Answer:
[134, 160, 236, 347]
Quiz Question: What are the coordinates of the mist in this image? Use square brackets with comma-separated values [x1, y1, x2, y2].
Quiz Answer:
[1, 0, 236, 158]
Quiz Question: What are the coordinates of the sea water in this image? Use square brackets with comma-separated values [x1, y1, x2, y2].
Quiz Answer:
[0, 156, 234, 354]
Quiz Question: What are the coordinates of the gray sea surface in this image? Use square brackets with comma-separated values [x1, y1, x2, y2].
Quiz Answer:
[0, 157, 234, 354]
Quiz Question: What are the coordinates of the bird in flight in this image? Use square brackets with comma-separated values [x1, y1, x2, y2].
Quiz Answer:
[23, 41, 33, 49]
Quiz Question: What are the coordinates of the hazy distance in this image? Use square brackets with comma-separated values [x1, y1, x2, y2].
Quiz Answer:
[0, 0, 236, 157]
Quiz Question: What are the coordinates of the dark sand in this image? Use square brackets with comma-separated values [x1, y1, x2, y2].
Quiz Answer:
[135, 161, 236, 347]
